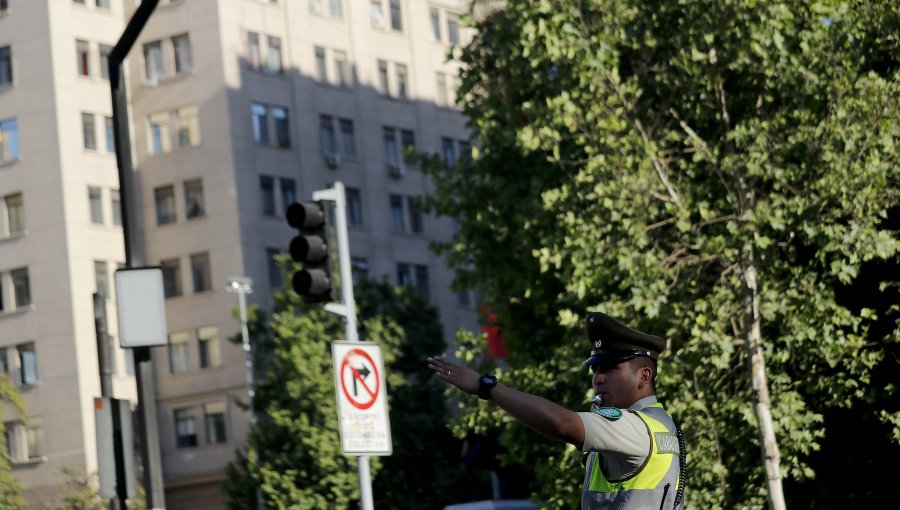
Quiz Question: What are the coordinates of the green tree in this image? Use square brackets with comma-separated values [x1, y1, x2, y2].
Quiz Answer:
[225, 278, 483, 509]
[425, 1, 899, 508]
[0, 374, 27, 509]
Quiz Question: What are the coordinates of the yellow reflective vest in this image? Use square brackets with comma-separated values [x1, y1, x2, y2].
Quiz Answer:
[581, 402, 683, 509]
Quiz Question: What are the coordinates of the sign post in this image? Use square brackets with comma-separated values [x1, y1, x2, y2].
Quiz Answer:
[307, 182, 390, 510]
[332, 342, 392, 455]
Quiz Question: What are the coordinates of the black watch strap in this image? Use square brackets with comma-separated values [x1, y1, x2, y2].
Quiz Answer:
[478, 374, 498, 400]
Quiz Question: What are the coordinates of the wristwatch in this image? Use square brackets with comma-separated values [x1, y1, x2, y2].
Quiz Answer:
[478, 374, 498, 400]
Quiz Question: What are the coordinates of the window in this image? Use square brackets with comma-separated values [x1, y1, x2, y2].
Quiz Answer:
[436, 72, 448, 107]
[197, 326, 221, 369]
[204, 402, 227, 444]
[251, 103, 289, 148]
[176, 106, 200, 148]
[280, 178, 296, 215]
[272, 106, 290, 148]
[174, 409, 197, 448]
[377, 60, 389, 95]
[76, 40, 91, 77]
[442, 137, 456, 167]
[251, 103, 269, 143]
[168, 331, 190, 374]
[320, 116, 355, 160]
[154, 185, 176, 225]
[248, 32, 261, 70]
[395, 63, 409, 99]
[0, 118, 19, 162]
[89, 187, 104, 224]
[334, 50, 351, 88]
[383, 126, 414, 170]
[266, 248, 283, 290]
[351, 257, 369, 285]
[184, 179, 205, 219]
[390, 194, 405, 232]
[104, 116, 115, 153]
[0, 46, 12, 86]
[320, 116, 336, 156]
[148, 111, 171, 154]
[430, 8, 441, 41]
[339, 119, 356, 158]
[143, 40, 163, 84]
[17, 343, 38, 384]
[0, 1, 8, 15]
[383, 127, 399, 167]
[99, 44, 112, 80]
[266, 36, 283, 73]
[314, 46, 328, 82]
[370, 0, 385, 28]
[94, 260, 109, 297]
[82, 113, 97, 150]
[459, 140, 473, 163]
[309, 0, 322, 15]
[400, 129, 416, 166]
[96, 0, 111, 9]
[4, 421, 42, 463]
[173, 34, 192, 74]
[346, 187, 363, 227]
[389, 0, 402, 32]
[160, 258, 182, 298]
[111, 190, 121, 226]
[259, 176, 275, 216]
[408, 196, 424, 234]
[190, 252, 212, 293]
[397, 263, 429, 300]
[328, 0, 342, 18]
[10, 268, 30, 308]
[447, 13, 460, 45]
[389, 194, 423, 234]
[3, 193, 25, 236]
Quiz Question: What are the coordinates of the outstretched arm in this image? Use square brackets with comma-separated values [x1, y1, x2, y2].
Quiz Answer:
[426, 356, 585, 449]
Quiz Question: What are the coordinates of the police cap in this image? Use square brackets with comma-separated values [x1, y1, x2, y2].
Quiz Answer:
[582, 312, 666, 368]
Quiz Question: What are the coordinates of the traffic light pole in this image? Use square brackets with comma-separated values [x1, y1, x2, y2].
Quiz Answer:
[312, 182, 374, 510]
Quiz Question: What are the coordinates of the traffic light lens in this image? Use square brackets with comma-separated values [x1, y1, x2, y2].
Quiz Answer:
[286, 202, 325, 229]
[292, 269, 331, 297]
[290, 236, 327, 262]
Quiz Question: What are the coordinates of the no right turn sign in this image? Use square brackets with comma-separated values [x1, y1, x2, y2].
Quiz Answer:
[332, 341, 392, 456]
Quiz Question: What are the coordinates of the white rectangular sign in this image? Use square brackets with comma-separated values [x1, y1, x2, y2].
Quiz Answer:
[115, 267, 168, 348]
[332, 341, 392, 456]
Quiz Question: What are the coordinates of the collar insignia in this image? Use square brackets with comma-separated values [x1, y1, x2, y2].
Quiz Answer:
[594, 339, 602, 349]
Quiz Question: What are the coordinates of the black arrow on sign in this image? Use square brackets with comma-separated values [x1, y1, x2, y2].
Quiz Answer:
[352, 364, 371, 397]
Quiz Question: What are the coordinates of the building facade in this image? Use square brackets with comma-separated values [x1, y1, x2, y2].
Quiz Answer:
[0, 0, 477, 507]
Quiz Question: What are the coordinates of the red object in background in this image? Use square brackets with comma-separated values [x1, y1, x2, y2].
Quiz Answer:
[481, 306, 508, 359]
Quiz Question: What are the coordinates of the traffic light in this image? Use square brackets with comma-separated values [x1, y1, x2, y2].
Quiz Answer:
[286, 201, 332, 301]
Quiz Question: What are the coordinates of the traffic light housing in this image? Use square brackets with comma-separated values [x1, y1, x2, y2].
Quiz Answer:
[286, 201, 332, 301]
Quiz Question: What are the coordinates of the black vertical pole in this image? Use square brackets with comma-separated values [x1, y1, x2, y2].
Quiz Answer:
[108, 1, 164, 508]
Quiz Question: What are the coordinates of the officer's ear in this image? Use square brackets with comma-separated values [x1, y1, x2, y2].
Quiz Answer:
[635, 364, 654, 389]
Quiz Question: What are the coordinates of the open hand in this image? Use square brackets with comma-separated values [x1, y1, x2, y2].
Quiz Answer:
[426, 356, 480, 395]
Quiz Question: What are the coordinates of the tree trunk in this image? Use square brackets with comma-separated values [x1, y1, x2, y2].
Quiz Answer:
[742, 244, 786, 510]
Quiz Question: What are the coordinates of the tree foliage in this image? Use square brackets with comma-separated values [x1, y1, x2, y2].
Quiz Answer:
[0, 374, 27, 509]
[224, 277, 483, 509]
[425, 1, 899, 508]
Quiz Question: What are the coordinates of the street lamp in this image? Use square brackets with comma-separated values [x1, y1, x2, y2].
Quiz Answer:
[226, 276, 263, 508]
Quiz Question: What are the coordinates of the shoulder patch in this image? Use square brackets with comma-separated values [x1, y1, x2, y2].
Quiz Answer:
[591, 407, 623, 421]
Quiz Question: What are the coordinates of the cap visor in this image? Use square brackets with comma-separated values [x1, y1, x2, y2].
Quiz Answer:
[583, 351, 638, 368]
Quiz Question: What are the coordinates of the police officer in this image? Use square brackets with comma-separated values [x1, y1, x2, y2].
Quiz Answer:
[426, 311, 685, 509]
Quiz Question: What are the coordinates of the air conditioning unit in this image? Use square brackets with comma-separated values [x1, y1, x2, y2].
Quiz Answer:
[324, 153, 342, 169]
[387, 163, 405, 179]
